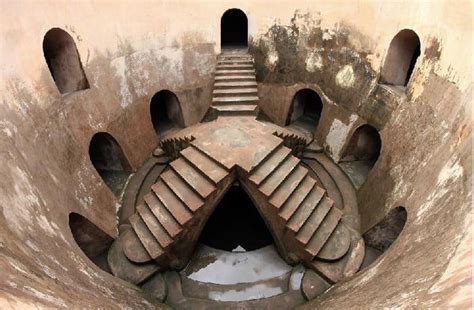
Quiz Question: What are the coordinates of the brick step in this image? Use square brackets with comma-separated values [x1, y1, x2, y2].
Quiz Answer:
[258, 155, 300, 197]
[217, 59, 253, 64]
[180, 146, 228, 185]
[214, 80, 257, 89]
[215, 69, 254, 76]
[212, 95, 259, 105]
[213, 88, 258, 97]
[213, 104, 258, 116]
[214, 75, 256, 82]
[216, 63, 254, 70]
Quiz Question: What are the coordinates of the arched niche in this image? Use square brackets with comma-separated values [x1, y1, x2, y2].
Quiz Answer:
[89, 132, 131, 196]
[150, 90, 184, 137]
[381, 29, 421, 87]
[287, 88, 323, 135]
[43, 28, 89, 94]
[360, 206, 408, 270]
[339, 124, 381, 187]
[69, 212, 113, 273]
[221, 8, 248, 49]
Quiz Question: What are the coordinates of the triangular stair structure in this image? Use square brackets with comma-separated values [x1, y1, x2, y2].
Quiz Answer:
[121, 144, 233, 268]
[241, 143, 351, 264]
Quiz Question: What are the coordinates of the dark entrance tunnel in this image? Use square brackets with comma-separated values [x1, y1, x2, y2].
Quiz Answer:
[199, 183, 273, 251]
[221, 8, 248, 48]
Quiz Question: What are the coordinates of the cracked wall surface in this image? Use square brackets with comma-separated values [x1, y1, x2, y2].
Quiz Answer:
[0, 0, 472, 308]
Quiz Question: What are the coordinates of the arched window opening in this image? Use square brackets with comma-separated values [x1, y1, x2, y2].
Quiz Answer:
[381, 29, 421, 88]
[200, 183, 273, 251]
[360, 206, 407, 270]
[221, 9, 248, 49]
[287, 89, 323, 135]
[339, 125, 381, 188]
[69, 212, 113, 273]
[89, 132, 131, 196]
[150, 90, 184, 137]
[43, 28, 89, 94]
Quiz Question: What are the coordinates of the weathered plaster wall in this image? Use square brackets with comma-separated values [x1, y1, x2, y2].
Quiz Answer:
[0, 0, 471, 308]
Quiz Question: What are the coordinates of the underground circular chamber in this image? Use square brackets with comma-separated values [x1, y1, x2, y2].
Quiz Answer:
[0, 1, 471, 309]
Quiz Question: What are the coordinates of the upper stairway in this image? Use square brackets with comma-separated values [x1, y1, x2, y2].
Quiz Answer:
[210, 51, 259, 117]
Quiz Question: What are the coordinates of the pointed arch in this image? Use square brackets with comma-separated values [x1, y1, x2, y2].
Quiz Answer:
[43, 28, 89, 94]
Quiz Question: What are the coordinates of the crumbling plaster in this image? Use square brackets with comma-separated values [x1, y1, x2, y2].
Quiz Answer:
[0, 0, 471, 308]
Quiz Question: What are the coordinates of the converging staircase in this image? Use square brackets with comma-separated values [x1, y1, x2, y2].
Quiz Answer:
[121, 145, 233, 268]
[243, 143, 351, 265]
[211, 51, 259, 117]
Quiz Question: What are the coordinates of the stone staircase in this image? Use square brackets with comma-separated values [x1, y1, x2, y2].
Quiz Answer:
[122, 145, 232, 267]
[211, 52, 259, 117]
[245, 144, 349, 263]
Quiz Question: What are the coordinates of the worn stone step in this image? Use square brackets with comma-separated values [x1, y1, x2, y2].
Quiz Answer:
[305, 206, 342, 257]
[213, 105, 258, 116]
[214, 75, 256, 82]
[152, 181, 193, 225]
[286, 187, 326, 232]
[249, 146, 292, 185]
[143, 193, 182, 237]
[215, 69, 254, 76]
[259, 156, 300, 197]
[161, 169, 204, 212]
[170, 158, 214, 198]
[212, 95, 259, 104]
[217, 59, 253, 64]
[121, 227, 153, 263]
[296, 197, 333, 245]
[129, 214, 164, 259]
[214, 81, 257, 89]
[213, 88, 258, 97]
[216, 63, 254, 70]
[180, 146, 228, 184]
[317, 222, 351, 261]
[269, 165, 308, 208]
[278, 176, 316, 221]
[217, 55, 253, 61]
[137, 203, 173, 248]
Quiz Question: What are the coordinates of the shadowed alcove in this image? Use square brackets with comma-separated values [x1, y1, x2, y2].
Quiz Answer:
[43, 28, 89, 94]
[287, 88, 323, 135]
[69, 212, 113, 273]
[381, 29, 421, 88]
[339, 124, 382, 188]
[89, 132, 132, 196]
[150, 90, 184, 137]
[221, 8, 248, 48]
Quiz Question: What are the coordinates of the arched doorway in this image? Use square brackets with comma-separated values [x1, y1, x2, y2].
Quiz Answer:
[287, 89, 323, 135]
[381, 29, 421, 87]
[43, 28, 89, 94]
[89, 132, 131, 196]
[221, 9, 248, 49]
[69, 212, 113, 273]
[360, 206, 407, 270]
[150, 90, 184, 137]
[339, 125, 381, 187]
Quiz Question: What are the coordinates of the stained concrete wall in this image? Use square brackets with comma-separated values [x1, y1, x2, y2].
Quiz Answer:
[0, 0, 471, 308]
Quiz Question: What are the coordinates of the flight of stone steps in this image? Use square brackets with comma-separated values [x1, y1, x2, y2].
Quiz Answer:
[247, 144, 347, 263]
[211, 52, 259, 117]
[123, 145, 231, 267]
